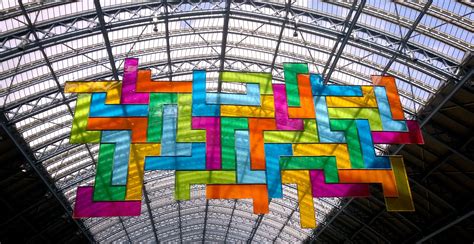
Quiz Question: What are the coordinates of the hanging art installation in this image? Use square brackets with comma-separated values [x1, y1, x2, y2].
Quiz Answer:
[65, 58, 423, 228]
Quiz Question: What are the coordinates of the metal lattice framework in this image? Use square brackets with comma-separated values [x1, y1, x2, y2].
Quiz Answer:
[0, 0, 472, 243]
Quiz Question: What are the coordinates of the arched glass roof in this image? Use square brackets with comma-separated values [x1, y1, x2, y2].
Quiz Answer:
[0, 0, 472, 242]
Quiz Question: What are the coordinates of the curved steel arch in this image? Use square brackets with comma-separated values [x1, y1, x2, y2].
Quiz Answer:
[4, 48, 422, 130]
[1, 0, 472, 243]
[0, 1, 462, 79]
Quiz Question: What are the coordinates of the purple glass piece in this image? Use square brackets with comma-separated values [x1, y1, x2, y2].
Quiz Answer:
[310, 170, 370, 197]
[192, 117, 221, 169]
[73, 187, 141, 218]
[121, 58, 149, 104]
[273, 84, 304, 130]
[372, 120, 424, 144]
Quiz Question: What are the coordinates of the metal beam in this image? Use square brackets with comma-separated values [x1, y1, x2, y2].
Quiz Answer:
[163, 0, 173, 81]
[16, 2, 94, 242]
[118, 217, 132, 243]
[307, 198, 354, 241]
[421, 137, 473, 181]
[339, 38, 474, 244]
[143, 186, 160, 243]
[270, 0, 292, 70]
[246, 214, 263, 243]
[1, 1, 458, 78]
[349, 209, 387, 241]
[392, 68, 474, 156]
[0, 15, 453, 85]
[321, 0, 358, 77]
[408, 178, 457, 212]
[0, 114, 94, 243]
[223, 200, 237, 242]
[382, 0, 433, 74]
[369, 194, 422, 233]
[246, 2, 293, 242]
[324, 0, 366, 84]
[177, 200, 183, 244]
[422, 132, 473, 164]
[17, 0, 99, 177]
[415, 211, 473, 244]
[1, 35, 437, 106]
[217, 0, 231, 93]
[201, 200, 209, 243]
[94, 0, 119, 80]
[272, 204, 297, 242]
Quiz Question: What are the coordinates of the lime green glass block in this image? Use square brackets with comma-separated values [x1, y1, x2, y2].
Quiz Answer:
[264, 119, 318, 143]
[327, 107, 383, 130]
[221, 118, 248, 169]
[70, 94, 101, 143]
[280, 156, 338, 183]
[147, 93, 178, 142]
[220, 71, 273, 95]
[93, 144, 126, 201]
[330, 119, 364, 169]
[283, 63, 309, 107]
[176, 94, 206, 142]
[175, 171, 236, 200]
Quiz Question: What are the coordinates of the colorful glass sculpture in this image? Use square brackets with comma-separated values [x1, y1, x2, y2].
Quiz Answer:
[66, 59, 423, 228]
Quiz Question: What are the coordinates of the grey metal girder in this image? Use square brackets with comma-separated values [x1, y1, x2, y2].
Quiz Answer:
[324, 0, 366, 84]
[0, 1, 459, 79]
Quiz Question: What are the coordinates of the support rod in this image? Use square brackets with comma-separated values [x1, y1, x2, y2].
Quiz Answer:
[415, 211, 473, 244]
[322, 0, 358, 78]
[307, 198, 353, 241]
[94, 0, 119, 80]
[163, 0, 173, 81]
[382, 0, 433, 74]
[217, 0, 231, 93]
[324, 0, 366, 84]
[270, 0, 292, 71]
[143, 186, 160, 243]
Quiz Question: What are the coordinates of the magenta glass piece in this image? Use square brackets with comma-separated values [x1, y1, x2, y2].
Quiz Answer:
[310, 170, 370, 197]
[192, 117, 221, 169]
[272, 84, 304, 130]
[73, 187, 141, 218]
[372, 120, 424, 144]
[121, 58, 150, 104]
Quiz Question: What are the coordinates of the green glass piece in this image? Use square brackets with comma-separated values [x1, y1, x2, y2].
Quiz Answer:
[221, 118, 248, 169]
[147, 93, 178, 142]
[283, 63, 309, 107]
[330, 119, 364, 168]
[70, 94, 101, 143]
[220, 71, 273, 95]
[175, 171, 236, 200]
[264, 119, 318, 143]
[327, 107, 382, 130]
[280, 156, 338, 183]
[176, 94, 206, 142]
[93, 144, 126, 201]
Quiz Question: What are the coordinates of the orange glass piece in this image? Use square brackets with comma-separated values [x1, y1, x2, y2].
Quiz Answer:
[136, 70, 193, 93]
[206, 184, 269, 214]
[87, 117, 148, 142]
[372, 76, 404, 120]
[288, 74, 315, 118]
[249, 118, 276, 170]
[338, 168, 398, 197]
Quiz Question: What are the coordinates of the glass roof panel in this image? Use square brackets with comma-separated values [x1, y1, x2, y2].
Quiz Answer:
[0, 0, 472, 242]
